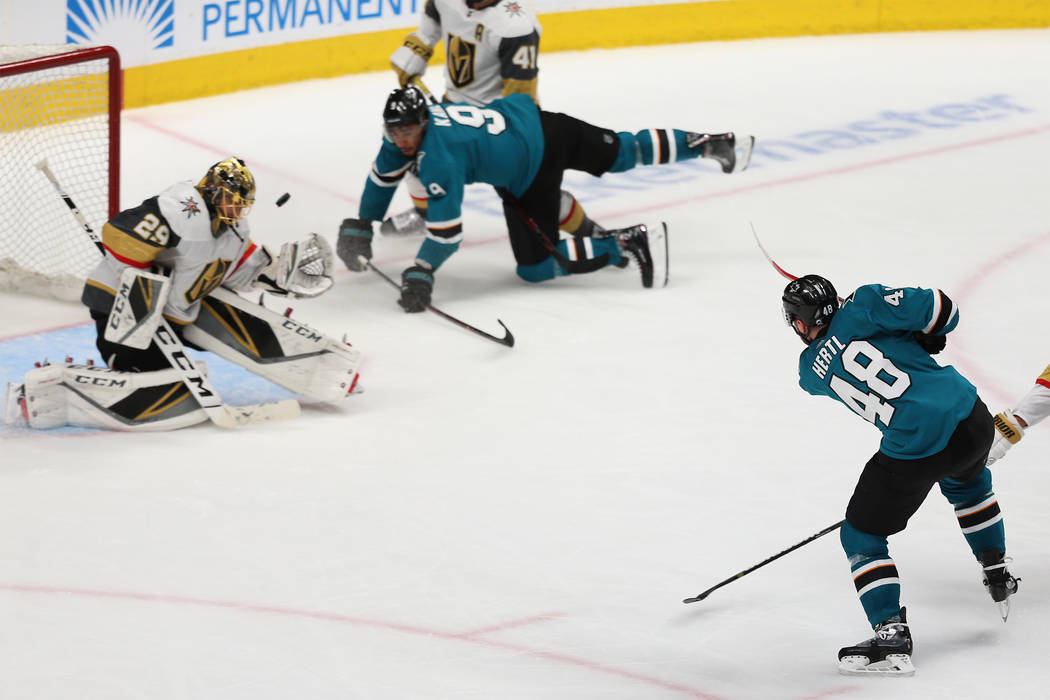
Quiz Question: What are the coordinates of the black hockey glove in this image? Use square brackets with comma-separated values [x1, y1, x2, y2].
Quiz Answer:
[913, 331, 946, 355]
[336, 218, 374, 271]
[398, 264, 434, 313]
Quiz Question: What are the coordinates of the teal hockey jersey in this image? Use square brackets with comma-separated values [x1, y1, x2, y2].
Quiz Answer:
[797, 284, 976, 459]
[358, 93, 544, 270]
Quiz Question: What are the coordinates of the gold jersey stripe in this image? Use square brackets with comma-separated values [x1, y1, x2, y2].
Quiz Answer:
[134, 383, 193, 421]
[501, 77, 538, 101]
[83, 278, 116, 301]
[559, 199, 586, 235]
[102, 222, 163, 266]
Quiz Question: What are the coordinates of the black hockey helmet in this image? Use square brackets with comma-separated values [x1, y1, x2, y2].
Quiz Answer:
[465, 0, 499, 8]
[383, 85, 429, 140]
[782, 274, 839, 344]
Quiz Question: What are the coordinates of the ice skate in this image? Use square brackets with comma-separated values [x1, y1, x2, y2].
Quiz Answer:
[609, 223, 668, 288]
[379, 207, 426, 236]
[837, 608, 915, 677]
[687, 132, 754, 173]
[2, 381, 27, 426]
[980, 550, 1019, 621]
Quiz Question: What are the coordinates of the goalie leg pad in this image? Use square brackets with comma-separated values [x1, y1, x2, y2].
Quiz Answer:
[10, 362, 209, 431]
[184, 287, 362, 402]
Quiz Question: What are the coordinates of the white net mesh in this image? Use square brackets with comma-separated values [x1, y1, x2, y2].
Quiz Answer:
[0, 45, 117, 301]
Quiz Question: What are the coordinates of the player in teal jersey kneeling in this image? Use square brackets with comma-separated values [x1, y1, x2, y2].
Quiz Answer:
[338, 85, 754, 309]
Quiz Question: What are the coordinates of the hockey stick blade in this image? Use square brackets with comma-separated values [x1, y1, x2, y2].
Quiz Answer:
[362, 257, 514, 347]
[213, 398, 302, 427]
[750, 222, 797, 282]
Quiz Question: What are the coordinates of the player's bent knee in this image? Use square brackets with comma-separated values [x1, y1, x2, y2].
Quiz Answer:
[516, 258, 559, 283]
[840, 520, 889, 559]
[608, 132, 639, 172]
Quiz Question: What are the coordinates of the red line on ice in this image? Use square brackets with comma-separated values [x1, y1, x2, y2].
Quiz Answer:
[0, 583, 725, 699]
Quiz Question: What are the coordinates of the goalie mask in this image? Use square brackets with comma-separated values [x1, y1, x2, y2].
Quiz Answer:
[782, 274, 839, 345]
[197, 157, 256, 226]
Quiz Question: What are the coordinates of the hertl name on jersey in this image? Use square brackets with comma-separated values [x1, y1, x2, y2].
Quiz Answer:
[811, 335, 846, 379]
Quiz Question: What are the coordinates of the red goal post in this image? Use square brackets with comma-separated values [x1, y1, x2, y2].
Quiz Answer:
[0, 45, 121, 301]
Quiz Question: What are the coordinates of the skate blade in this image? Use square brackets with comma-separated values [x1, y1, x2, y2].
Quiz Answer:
[997, 599, 1010, 622]
[733, 135, 755, 173]
[647, 221, 669, 289]
[379, 208, 426, 237]
[838, 653, 915, 677]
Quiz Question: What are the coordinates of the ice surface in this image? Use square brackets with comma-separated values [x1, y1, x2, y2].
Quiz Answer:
[2, 29, 1049, 699]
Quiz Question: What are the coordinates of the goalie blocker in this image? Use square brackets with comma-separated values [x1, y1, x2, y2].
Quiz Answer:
[4, 273, 361, 432]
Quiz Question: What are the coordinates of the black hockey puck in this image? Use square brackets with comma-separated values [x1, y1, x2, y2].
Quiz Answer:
[275, 192, 291, 207]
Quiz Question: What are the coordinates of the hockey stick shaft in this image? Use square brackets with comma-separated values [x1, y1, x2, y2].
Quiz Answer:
[36, 159, 300, 427]
[410, 75, 438, 103]
[751, 223, 846, 302]
[152, 319, 299, 427]
[499, 190, 610, 274]
[362, 258, 514, 347]
[682, 520, 844, 603]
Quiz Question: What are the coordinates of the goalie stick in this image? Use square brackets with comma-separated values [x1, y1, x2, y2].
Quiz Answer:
[361, 257, 514, 347]
[35, 159, 300, 428]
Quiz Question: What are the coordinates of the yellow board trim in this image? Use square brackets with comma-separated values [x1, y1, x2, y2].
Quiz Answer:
[0, 74, 108, 132]
[123, 1, 1050, 108]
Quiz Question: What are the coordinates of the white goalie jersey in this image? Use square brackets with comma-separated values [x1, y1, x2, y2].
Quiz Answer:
[81, 181, 270, 326]
[415, 0, 542, 106]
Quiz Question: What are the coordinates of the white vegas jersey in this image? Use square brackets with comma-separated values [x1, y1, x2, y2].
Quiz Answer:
[82, 181, 269, 325]
[1016, 366, 1050, 427]
[416, 0, 542, 106]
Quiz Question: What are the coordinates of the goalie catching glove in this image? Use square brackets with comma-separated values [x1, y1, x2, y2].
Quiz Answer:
[987, 409, 1025, 465]
[255, 233, 334, 298]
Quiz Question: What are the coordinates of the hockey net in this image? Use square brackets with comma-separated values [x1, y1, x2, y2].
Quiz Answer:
[0, 45, 121, 301]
